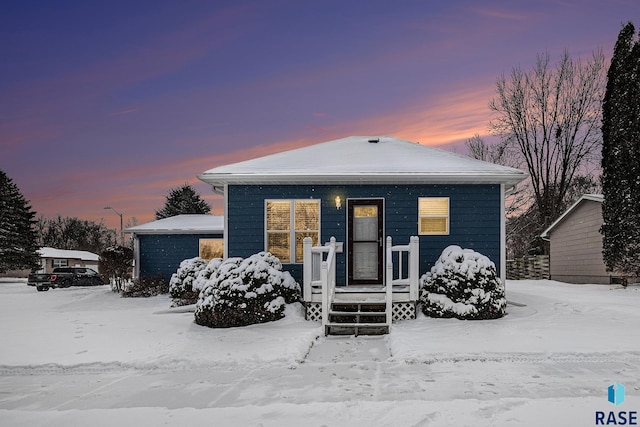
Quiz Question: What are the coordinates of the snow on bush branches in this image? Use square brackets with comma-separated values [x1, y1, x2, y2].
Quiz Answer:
[420, 245, 506, 320]
[194, 252, 300, 328]
[169, 257, 208, 306]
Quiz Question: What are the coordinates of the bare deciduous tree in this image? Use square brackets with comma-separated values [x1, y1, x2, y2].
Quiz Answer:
[465, 134, 530, 218]
[36, 215, 117, 254]
[489, 50, 606, 235]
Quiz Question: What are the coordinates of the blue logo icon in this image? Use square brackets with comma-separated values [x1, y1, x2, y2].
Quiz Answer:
[608, 382, 625, 406]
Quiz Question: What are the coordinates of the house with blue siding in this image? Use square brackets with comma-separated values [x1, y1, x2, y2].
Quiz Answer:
[126, 215, 224, 280]
[198, 136, 526, 334]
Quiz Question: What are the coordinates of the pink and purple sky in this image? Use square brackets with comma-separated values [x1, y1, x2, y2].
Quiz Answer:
[1, 0, 638, 231]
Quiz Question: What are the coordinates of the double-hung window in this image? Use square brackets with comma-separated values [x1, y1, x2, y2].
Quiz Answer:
[266, 200, 320, 263]
[418, 197, 449, 235]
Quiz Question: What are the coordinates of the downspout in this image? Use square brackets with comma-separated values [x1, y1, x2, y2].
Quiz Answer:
[223, 183, 228, 259]
[209, 185, 227, 258]
[500, 184, 507, 287]
[133, 234, 140, 280]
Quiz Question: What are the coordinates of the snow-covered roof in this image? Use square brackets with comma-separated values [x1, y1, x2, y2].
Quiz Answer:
[38, 247, 100, 262]
[198, 136, 528, 187]
[540, 194, 604, 239]
[125, 214, 224, 235]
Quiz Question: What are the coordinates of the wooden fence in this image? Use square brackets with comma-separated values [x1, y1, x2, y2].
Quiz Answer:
[507, 255, 549, 280]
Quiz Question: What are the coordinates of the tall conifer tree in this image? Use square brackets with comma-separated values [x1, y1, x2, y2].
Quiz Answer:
[0, 169, 40, 273]
[601, 22, 640, 281]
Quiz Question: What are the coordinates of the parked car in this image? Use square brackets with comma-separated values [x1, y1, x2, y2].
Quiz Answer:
[27, 272, 53, 289]
[30, 267, 105, 292]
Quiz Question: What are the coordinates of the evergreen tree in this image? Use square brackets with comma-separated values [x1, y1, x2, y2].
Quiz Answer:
[0, 169, 40, 273]
[155, 184, 211, 219]
[601, 22, 640, 281]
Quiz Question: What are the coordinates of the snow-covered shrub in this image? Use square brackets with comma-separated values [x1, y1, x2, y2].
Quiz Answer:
[169, 257, 208, 306]
[122, 274, 169, 298]
[194, 252, 301, 328]
[419, 245, 506, 320]
[192, 258, 224, 293]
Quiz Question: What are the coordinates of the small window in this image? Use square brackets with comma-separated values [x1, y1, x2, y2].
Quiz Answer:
[418, 197, 449, 235]
[53, 259, 68, 268]
[354, 206, 378, 217]
[199, 239, 224, 260]
[266, 200, 320, 263]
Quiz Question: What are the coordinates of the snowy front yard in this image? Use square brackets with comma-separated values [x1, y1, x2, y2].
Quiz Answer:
[0, 279, 639, 426]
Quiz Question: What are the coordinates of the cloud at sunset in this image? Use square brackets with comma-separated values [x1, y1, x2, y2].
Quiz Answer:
[1, 1, 636, 232]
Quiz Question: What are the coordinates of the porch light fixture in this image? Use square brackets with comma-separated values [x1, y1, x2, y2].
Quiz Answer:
[335, 196, 342, 210]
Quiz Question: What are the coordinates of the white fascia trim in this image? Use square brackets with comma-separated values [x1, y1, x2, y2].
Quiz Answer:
[199, 173, 527, 187]
[540, 194, 604, 239]
[126, 229, 224, 235]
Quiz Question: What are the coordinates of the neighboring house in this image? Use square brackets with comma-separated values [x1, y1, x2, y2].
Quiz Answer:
[198, 136, 527, 332]
[37, 247, 100, 273]
[0, 247, 99, 278]
[126, 214, 224, 280]
[541, 194, 625, 284]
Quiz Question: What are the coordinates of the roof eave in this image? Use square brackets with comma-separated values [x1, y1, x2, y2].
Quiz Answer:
[197, 172, 528, 187]
[125, 229, 224, 235]
[540, 194, 604, 239]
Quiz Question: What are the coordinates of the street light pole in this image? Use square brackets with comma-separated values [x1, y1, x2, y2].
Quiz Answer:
[104, 206, 124, 246]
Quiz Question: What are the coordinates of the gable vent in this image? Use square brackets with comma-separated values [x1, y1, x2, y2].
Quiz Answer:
[368, 138, 380, 143]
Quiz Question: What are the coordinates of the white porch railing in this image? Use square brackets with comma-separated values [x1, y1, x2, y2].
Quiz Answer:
[386, 236, 420, 302]
[303, 236, 420, 327]
[303, 237, 337, 328]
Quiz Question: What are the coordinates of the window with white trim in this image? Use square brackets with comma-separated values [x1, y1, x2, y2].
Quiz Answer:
[266, 200, 320, 263]
[418, 197, 449, 235]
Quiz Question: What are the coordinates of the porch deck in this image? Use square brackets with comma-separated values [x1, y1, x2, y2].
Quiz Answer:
[306, 284, 413, 303]
[302, 236, 420, 333]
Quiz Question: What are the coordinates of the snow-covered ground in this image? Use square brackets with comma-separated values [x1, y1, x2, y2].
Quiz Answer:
[0, 279, 638, 426]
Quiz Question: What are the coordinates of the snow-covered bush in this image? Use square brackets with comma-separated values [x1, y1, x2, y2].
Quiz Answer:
[192, 258, 224, 293]
[122, 274, 169, 298]
[419, 245, 506, 320]
[194, 252, 301, 328]
[169, 257, 208, 306]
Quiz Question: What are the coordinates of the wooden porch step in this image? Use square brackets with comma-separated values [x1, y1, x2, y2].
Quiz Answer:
[329, 313, 386, 324]
[326, 300, 389, 335]
[330, 310, 386, 316]
[331, 302, 386, 310]
[311, 284, 410, 294]
[325, 323, 390, 336]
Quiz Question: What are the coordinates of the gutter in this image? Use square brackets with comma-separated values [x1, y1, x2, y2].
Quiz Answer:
[198, 173, 528, 187]
[504, 184, 518, 196]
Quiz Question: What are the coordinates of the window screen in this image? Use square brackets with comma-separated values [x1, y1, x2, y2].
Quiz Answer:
[418, 197, 449, 235]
